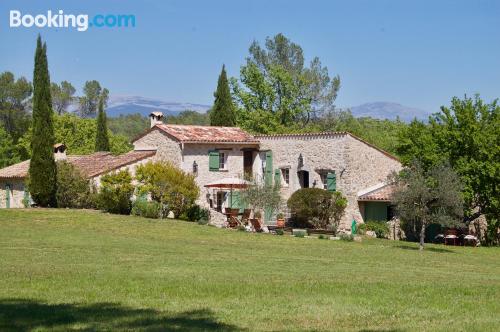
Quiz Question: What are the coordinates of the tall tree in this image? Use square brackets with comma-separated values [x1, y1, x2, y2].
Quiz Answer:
[51, 81, 75, 115]
[29, 36, 57, 207]
[210, 65, 236, 126]
[232, 33, 340, 133]
[0, 71, 32, 142]
[78, 80, 108, 117]
[95, 96, 110, 152]
[397, 95, 500, 244]
[391, 162, 464, 250]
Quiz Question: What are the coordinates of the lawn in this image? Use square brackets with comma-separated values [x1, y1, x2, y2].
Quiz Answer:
[0, 209, 499, 331]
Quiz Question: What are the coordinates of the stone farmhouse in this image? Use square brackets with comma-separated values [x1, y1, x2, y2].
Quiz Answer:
[0, 111, 401, 230]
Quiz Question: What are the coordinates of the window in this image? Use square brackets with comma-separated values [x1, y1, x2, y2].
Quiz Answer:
[319, 171, 336, 191]
[219, 152, 227, 170]
[320, 172, 328, 190]
[281, 168, 290, 186]
[209, 150, 228, 171]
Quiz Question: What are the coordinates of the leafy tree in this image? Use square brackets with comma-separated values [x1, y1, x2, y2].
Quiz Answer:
[311, 109, 408, 155]
[240, 177, 283, 220]
[135, 161, 199, 218]
[210, 65, 236, 126]
[391, 162, 464, 250]
[56, 161, 95, 208]
[165, 110, 210, 126]
[78, 80, 108, 117]
[97, 169, 134, 214]
[28, 36, 57, 207]
[0, 71, 32, 142]
[287, 188, 347, 231]
[232, 33, 340, 132]
[95, 97, 110, 151]
[0, 127, 20, 168]
[51, 81, 75, 115]
[397, 95, 500, 244]
[108, 113, 149, 140]
[17, 113, 131, 158]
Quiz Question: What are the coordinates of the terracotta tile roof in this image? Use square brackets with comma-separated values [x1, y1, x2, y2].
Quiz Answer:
[135, 124, 259, 144]
[70, 150, 156, 177]
[257, 131, 400, 162]
[0, 160, 31, 179]
[0, 150, 156, 180]
[358, 184, 396, 202]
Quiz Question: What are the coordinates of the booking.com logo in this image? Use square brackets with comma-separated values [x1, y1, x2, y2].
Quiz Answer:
[9, 10, 136, 32]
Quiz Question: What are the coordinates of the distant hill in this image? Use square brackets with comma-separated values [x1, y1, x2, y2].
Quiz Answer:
[103, 96, 429, 122]
[105, 95, 211, 118]
[349, 102, 431, 122]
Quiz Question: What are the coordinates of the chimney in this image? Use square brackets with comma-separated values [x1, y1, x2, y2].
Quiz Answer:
[149, 112, 164, 128]
[54, 143, 67, 161]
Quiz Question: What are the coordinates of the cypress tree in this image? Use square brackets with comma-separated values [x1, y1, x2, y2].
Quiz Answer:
[210, 65, 236, 126]
[95, 97, 110, 151]
[29, 36, 57, 207]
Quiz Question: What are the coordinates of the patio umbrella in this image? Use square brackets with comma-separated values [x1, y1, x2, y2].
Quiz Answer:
[204, 177, 250, 208]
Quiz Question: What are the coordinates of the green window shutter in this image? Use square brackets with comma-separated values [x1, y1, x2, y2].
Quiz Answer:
[5, 184, 10, 209]
[274, 168, 281, 187]
[209, 151, 220, 171]
[231, 191, 241, 211]
[265, 151, 273, 186]
[327, 172, 336, 192]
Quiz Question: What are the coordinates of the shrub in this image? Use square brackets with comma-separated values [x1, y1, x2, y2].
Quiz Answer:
[340, 233, 354, 241]
[287, 188, 347, 230]
[97, 169, 134, 215]
[275, 228, 284, 235]
[131, 199, 161, 219]
[293, 229, 307, 238]
[186, 205, 210, 222]
[56, 161, 95, 209]
[318, 234, 328, 240]
[360, 221, 389, 238]
[135, 161, 199, 218]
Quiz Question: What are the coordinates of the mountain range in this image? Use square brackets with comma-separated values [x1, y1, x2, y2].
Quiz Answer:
[105, 96, 430, 122]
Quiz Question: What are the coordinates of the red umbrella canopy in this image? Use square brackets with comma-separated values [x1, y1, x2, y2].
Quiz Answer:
[204, 177, 250, 189]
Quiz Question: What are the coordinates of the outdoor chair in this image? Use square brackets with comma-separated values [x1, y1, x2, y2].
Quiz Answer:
[250, 218, 263, 232]
[241, 209, 251, 225]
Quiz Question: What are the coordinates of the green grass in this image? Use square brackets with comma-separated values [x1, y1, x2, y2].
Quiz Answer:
[0, 209, 499, 331]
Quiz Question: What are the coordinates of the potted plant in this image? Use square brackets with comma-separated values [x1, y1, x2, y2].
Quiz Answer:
[276, 212, 285, 228]
[254, 210, 262, 222]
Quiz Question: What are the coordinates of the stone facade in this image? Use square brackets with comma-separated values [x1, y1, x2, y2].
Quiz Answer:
[133, 128, 182, 165]
[132, 129, 401, 230]
[258, 133, 402, 228]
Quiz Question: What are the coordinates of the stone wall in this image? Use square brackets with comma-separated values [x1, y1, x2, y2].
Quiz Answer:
[0, 179, 27, 208]
[258, 133, 401, 229]
[342, 135, 402, 224]
[133, 129, 182, 165]
[181, 143, 259, 208]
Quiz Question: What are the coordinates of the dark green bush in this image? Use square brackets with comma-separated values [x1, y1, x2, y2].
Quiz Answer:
[131, 199, 161, 219]
[287, 188, 347, 229]
[360, 221, 389, 238]
[340, 233, 354, 241]
[275, 228, 284, 236]
[56, 161, 96, 209]
[97, 170, 134, 215]
[185, 205, 210, 222]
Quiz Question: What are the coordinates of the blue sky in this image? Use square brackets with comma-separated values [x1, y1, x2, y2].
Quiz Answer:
[0, 0, 499, 112]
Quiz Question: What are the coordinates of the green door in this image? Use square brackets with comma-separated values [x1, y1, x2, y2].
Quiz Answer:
[5, 184, 11, 209]
[365, 202, 388, 221]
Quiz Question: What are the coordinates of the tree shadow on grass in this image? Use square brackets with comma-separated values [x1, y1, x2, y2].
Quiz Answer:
[394, 243, 455, 253]
[0, 298, 244, 331]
